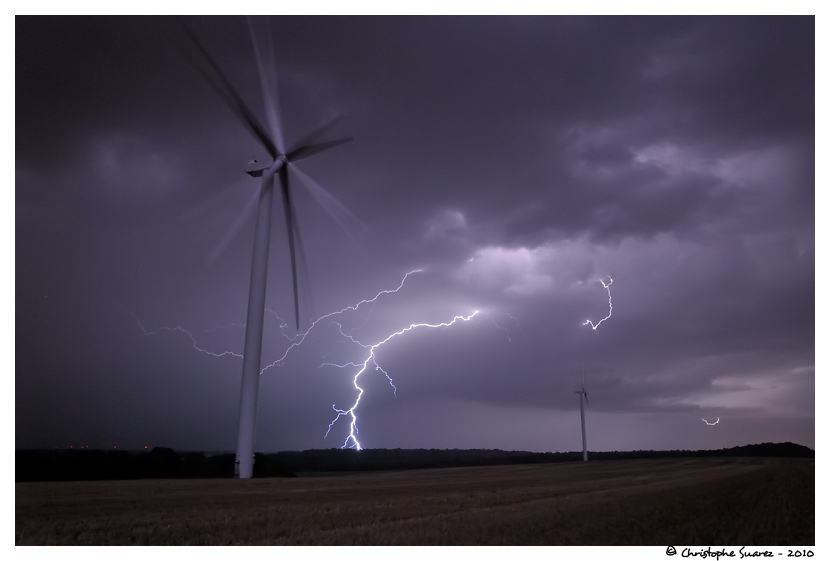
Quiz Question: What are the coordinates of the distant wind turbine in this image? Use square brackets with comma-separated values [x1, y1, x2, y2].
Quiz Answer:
[575, 372, 590, 462]
[180, 18, 354, 479]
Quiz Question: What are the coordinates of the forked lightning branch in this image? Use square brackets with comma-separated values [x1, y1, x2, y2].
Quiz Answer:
[124, 270, 480, 450]
[583, 276, 614, 331]
[322, 310, 480, 450]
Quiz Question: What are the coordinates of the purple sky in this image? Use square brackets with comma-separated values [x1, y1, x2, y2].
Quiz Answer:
[15, 15, 815, 453]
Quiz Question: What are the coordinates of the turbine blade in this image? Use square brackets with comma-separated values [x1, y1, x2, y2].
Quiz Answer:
[180, 178, 247, 222]
[205, 184, 260, 265]
[177, 17, 278, 160]
[289, 164, 368, 246]
[286, 114, 343, 157]
[246, 15, 285, 154]
[287, 137, 353, 163]
[289, 199, 315, 328]
[279, 166, 301, 330]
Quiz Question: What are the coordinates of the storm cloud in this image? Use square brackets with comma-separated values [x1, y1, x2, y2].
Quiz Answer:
[15, 15, 814, 453]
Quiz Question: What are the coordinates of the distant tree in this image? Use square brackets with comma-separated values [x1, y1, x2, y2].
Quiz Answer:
[145, 447, 179, 478]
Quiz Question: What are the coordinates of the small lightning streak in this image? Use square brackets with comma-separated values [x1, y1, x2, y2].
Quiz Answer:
[202, 322, 246, 333]
[119, 306, 243, 359]
[490, 312, 528, 343]
[258, 269, 424, 375]
[265, 308, 305, 342]
[321, 310, 480, 450]
[701, 417, 720, 426]
[583, 276, 614, 331]
[199, 309, 304, 342]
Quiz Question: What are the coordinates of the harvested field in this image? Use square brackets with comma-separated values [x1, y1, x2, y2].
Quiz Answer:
[15, 457, 813, 545]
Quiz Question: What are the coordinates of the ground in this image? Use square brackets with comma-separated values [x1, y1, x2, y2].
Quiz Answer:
[15, 457, 813, 545]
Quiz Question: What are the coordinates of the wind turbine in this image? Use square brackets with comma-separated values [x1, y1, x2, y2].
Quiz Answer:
[575, 372, 589, 462]
[180, 19, 353, 478]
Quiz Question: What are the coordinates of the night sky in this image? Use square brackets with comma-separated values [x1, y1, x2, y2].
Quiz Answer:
[15, 15, 815, 454]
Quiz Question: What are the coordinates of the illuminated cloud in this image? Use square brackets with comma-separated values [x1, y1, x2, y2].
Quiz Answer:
[424, 209, 469, 242]
[632, 142, 799, 190]
[461, 245, 554, 297]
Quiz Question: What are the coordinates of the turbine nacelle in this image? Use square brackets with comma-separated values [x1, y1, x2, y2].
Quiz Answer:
[245, 158, 271, 177]
[576, 380, 589, 407]
[245, 156, 289, 178]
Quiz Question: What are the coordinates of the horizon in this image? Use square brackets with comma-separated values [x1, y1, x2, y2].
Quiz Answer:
[16, 440, 814, 455]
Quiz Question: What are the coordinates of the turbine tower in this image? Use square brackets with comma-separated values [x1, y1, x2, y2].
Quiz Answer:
[180, 19, 353, 478]
[575, 373, 589, 462]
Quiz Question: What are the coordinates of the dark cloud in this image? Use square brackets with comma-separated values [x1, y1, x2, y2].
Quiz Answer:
[15, 15, 814, 454]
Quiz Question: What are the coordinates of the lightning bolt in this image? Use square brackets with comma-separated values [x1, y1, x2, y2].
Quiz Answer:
[120, 270, 487, 449]
[321, 310, 480, 450]
[701, 417, 720, 426]
[583, 276, 614, 331]
[121, 271, 426, 371]
[258, 269, 424, 375]
[119, 305, 243, 359]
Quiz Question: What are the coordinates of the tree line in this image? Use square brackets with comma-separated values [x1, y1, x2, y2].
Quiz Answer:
[15, 442, 813, 482]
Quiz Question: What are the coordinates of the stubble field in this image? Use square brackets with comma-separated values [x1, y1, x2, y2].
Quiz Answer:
[16, 457, 813, 545]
